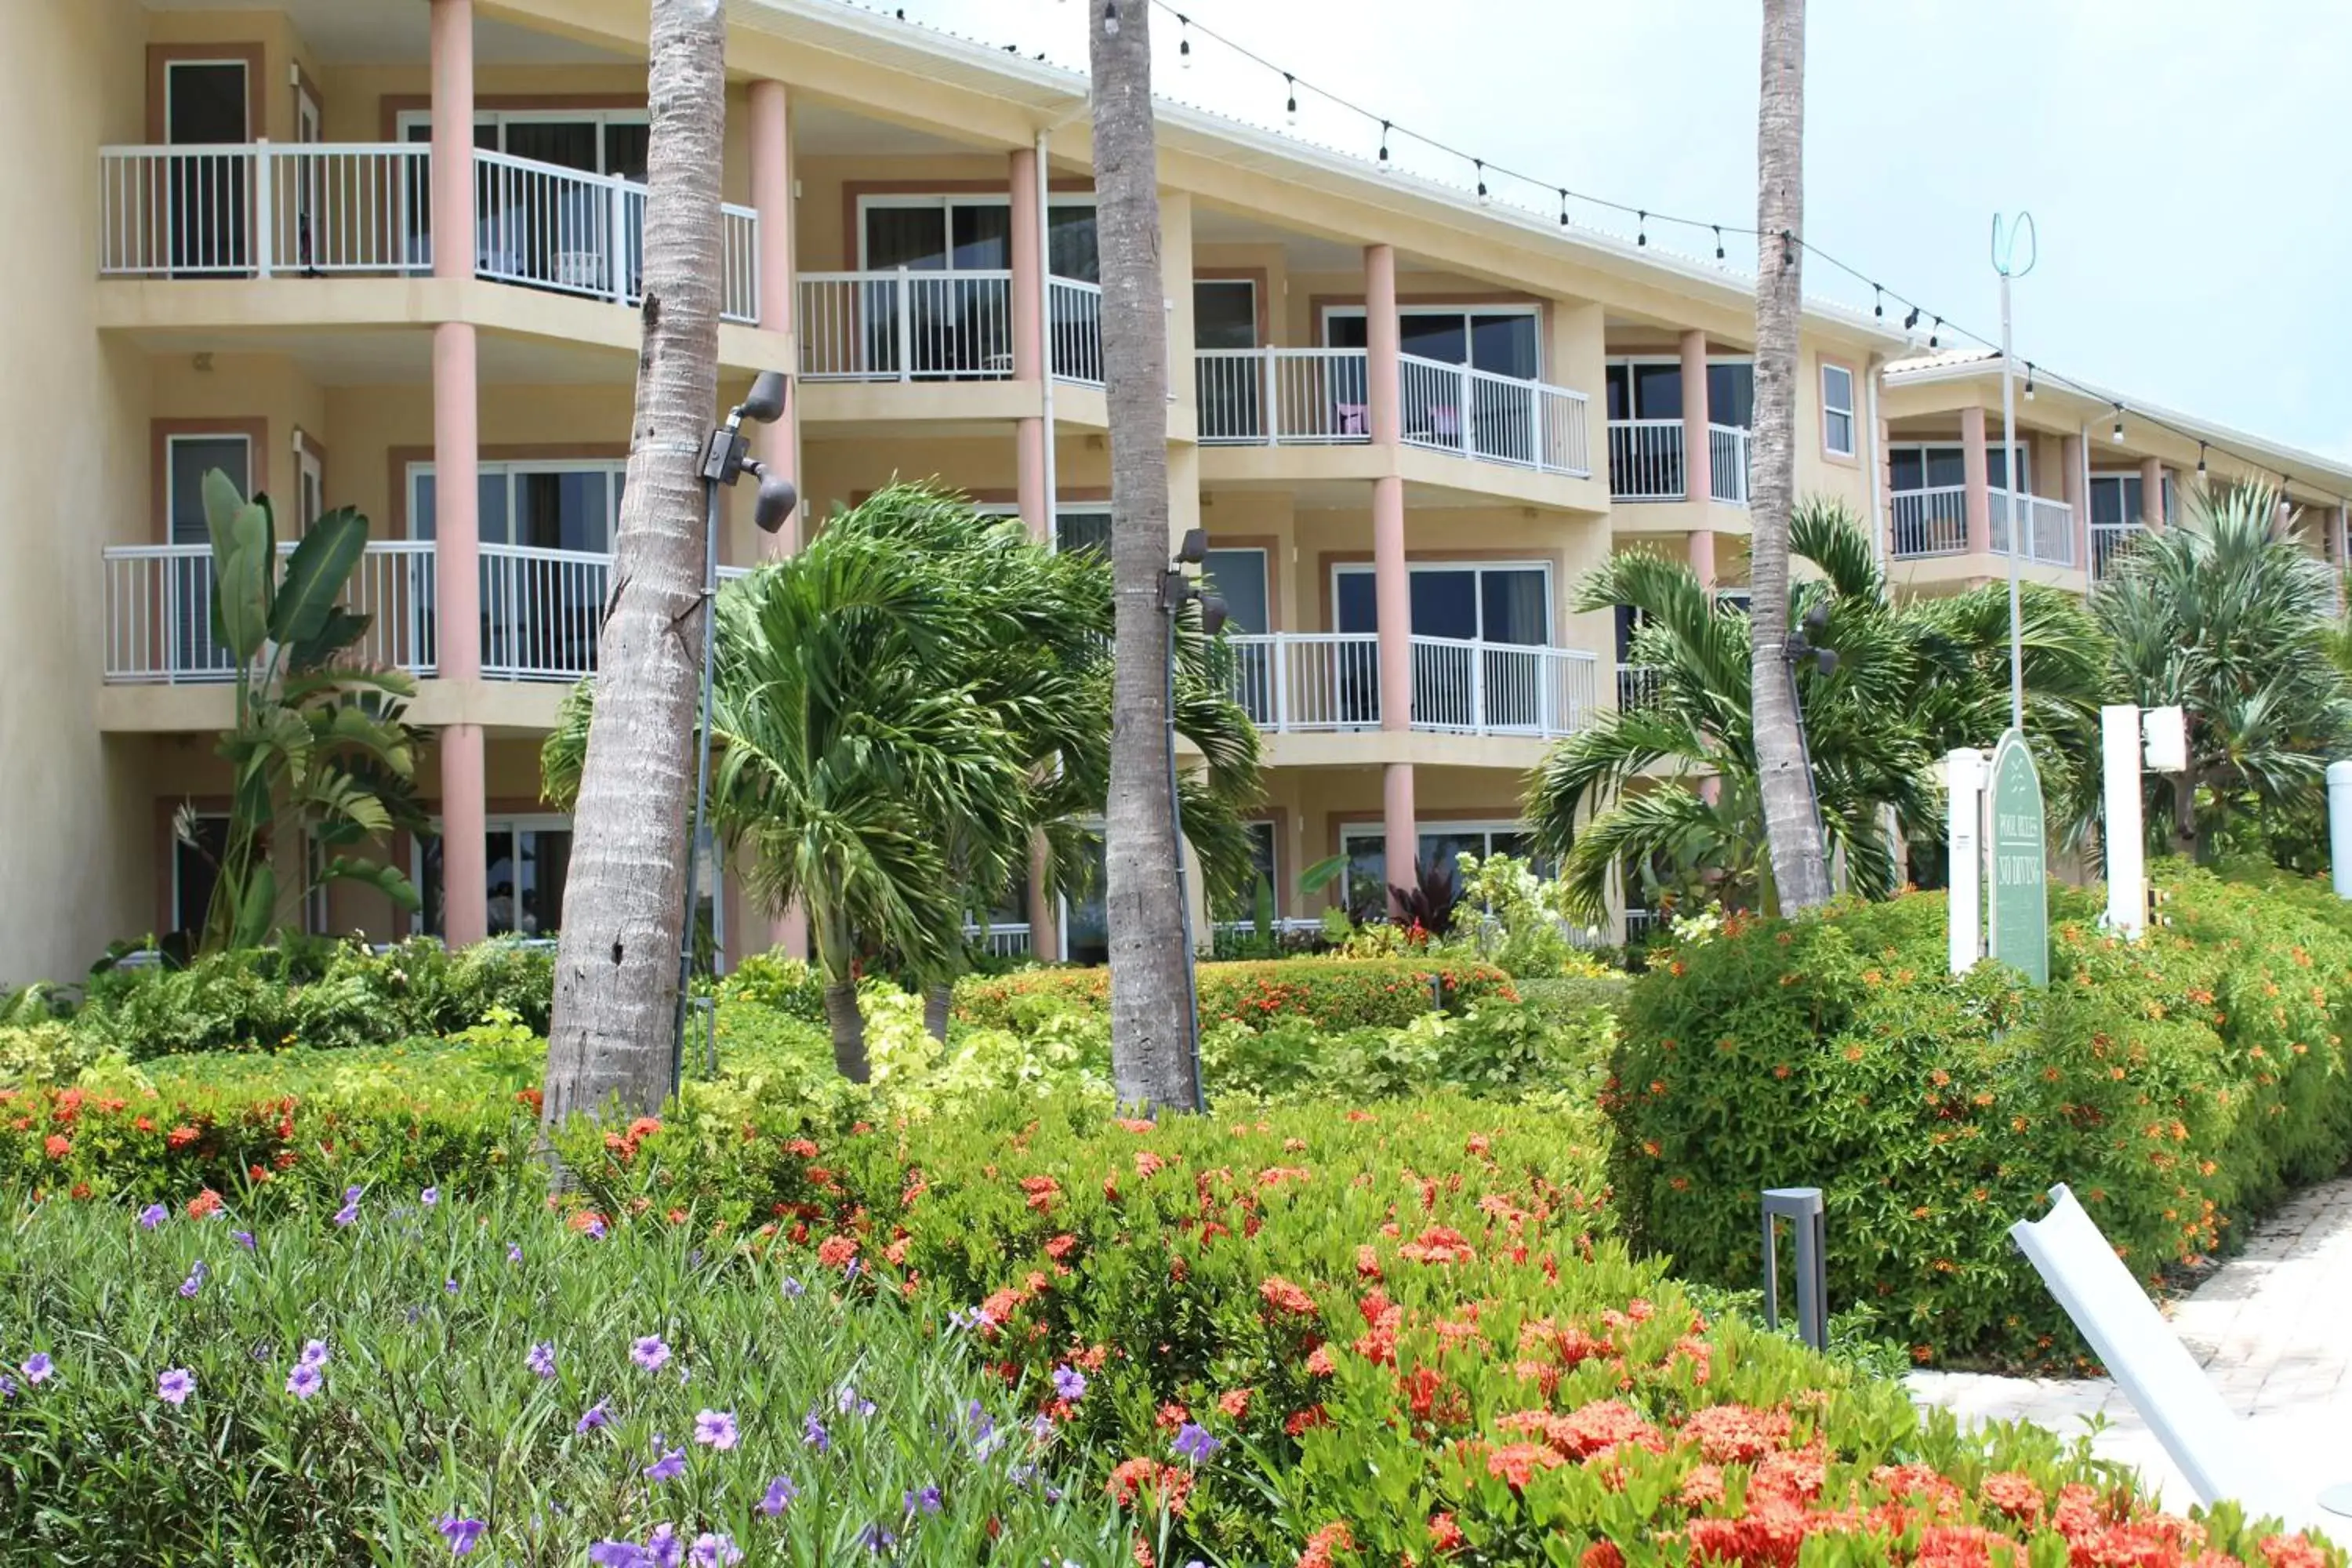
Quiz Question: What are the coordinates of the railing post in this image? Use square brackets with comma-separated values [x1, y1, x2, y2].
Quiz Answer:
[895, 265, 914, 383]
[1468, 641, 1486, 731]
[252, 142, 274, 278]
[1533, 386, 1548, 472]
[607, 176, 628, 303]
[1262, 347, 1279, 443]
[1272, 637, 1290, 731]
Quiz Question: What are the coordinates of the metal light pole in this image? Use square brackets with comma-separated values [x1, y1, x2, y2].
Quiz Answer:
[1158, 527, 1225, 1113]
[1992, 212, 2038, 734]
[673, 369, 797, 1095]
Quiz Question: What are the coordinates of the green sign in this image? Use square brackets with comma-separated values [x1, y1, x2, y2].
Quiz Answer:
[1986, 728, 2049, 985]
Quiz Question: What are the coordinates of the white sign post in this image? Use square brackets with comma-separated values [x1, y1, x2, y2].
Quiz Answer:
[2103, 705, 2145, 938]
[2330, 760, 2352, 900]
[1947, 747, 1986, 975]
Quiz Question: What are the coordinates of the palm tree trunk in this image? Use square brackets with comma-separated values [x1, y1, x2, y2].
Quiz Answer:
[542, 0, 728, 1128]
[924, 981, 953, 1043]
[822, 982, 870, 1083]
[1747, 0, 1833, 913]
[2171, 764, 2199, 862]
[1089, 0, 1200, 1113]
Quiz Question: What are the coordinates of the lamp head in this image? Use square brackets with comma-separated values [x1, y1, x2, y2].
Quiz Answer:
[1802, 601, 1831, 636]
[1813, 647, 1839, 676]
[740, 370, 789, 426]
[1175, 527, 1208, 565]
[752, 468, 799, 535]
[1197, 591, 1229, 637]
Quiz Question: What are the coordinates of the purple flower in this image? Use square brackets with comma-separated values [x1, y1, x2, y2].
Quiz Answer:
[688, 1534, 742, 1568]
[444, 1278, 459, 1295]
[137, 1203, 167, 1230]
[232, 1229, 256, 1250]
[506, 1243, 523, 1265]
[1171, 1421, 1221, 1465]
[692, 1409, 739, 1450]
[646, 1525, 684, 1568]
[780, 1276, 805, 1301]
[583, 1215, 608, 1240]
[286, 1363, 323, 1400]
[299, 1339, 331, 1370]
[759, 1475, 799, 1515]
[630, 1335, 671, 1372]
[332, 1202, 360, 1227]
[588, 1545, 648, 1568]
[641, 1447, 687, 1484]
[24, 1353, 53, 1385]
[526, 1342, 557, 1379]
[178, 1261, 207, 1298]
[802, 1413, 831, 1454]
[435, 1515, 486, 1557]
[903, 1485, 942, 1517]
[835, 1382, 874, 1417]
[859, 1525, 897, 1556]
[0, 1375, 15, 1399]
[157, 1367, 194, 1406]
[576, 1398, 612, 1433]
[420, 1186, 440, 1208]
[1050, 1364, 1087, 1403]
[344, 1185, 364, 1203]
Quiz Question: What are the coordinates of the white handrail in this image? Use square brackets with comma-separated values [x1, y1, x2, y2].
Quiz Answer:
[1889, 485, 1971, 558]
[477, 543, 612, 681]
[1608, 419, 1686, 500]
[1990, 489, 2075, 567]
[1195, 347, 1372, 445]
[1708, 423, 1751, 506]
[1228, 631, 1595, 738]
[1225, 632, 1381, 731]
[2090, 521, 2147, 581]
[1398, 354, 1590, 477]
[102, 540, 437, 683]
[797, 268, 1017, 382]
[1047, 275, 1105, 387]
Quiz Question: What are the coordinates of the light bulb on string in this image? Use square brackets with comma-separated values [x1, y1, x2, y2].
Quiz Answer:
[1177, 13, 1190, 67]
[1102, 0, 1119, 36]
[1474, 159, 1488, 205]
[1558, 189, 1570, 227]
[1928, 316, 1940, 349]
[2197, 442, 2208, 475]
[1377, 121, 1390, 169]
[2023, 364, 2034, 400]
[1636, 210, 1647, 247]
[1283, 73, 1297, 126]
[2111, 404, 2125, 443]
[1713, 225, 1724, 260]
[1903, 306, 1920, 332]
[1872, 285, 1883, 319]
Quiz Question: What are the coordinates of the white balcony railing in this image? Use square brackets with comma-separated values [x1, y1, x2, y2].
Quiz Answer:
[96, 145, 758, 323]
[962, 923, 1033, 958]
[1194, 348, 1372, 445]
[1048, 277, 1105, 388]
[1226, 633, 1595, 739]
[1397, 355, 1591, 476]
[101, 540, 437, 684]
[1990, 491, 2076, 568]
[796, 269, 1014, 382]
[477, 543, 612, 681]
[1890, 485, 1969, 558]
[1609, 419, 1686, 499]
[2091, 521, 2147, 581]
[1708, 423, 1751, 505]
[1617, 664, 1666, 711]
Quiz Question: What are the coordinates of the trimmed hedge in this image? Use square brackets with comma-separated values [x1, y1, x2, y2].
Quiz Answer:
[952, 957, 1516, 1032]
[1608, 866, 2352, 1368]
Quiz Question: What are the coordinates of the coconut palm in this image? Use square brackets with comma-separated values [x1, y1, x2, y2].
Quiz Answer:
[2093, 481, 2352, 863]
[1530, 497, 2109, 920]
[1746, 0, 1832, 912]
[545, 0, 731, 1124]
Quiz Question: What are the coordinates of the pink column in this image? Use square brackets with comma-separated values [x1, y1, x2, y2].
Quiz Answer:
[749, 81, 793, 339]
[2063, 434, 2089, 577]
[2140, 456, 2165, 528]
[1364, 242, 1414, 913]
[1383, 764, 1418, 914]
[438, 726, 487, 949]
[1010, 148, 1048, 541]
[428, 0, 473, 281]
[1960, 404, 1992, 555]
[1679, 328, 1712, 503]
[431, 319, 486, 949]
[1364, 244, 1401, 445]
[1686, 528, 1717, 589]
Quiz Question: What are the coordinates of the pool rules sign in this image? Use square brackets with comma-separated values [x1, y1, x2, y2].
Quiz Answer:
[1985, 728, 2049, 985]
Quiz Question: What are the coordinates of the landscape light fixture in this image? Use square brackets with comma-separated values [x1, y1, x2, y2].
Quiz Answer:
[674, 369, 797, 1093]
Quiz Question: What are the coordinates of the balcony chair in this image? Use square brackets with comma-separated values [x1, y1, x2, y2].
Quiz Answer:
[2009, 1183, 2347, 1533]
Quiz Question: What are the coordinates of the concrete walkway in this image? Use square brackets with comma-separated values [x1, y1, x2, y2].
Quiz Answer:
[1908, 1176, 2352, 1517]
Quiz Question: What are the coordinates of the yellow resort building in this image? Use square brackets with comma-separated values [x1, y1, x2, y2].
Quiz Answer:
[6, 0, 2339, 985]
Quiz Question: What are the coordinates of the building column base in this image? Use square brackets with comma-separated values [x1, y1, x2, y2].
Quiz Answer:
[438, 723, 487, 949]
[1382, 761, 1417, 918]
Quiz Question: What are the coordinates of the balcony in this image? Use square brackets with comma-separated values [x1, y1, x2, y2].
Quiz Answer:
[1225, 633, 1597, 739]
[95, 144, 760, 324]
[1606, 420, 1751, 504]
[1889, 487, 2076, 567]
[100, 543, 757, 688]
[1194, 349, 1589, 477]
[795, 270, 1111, 387]
[2091, 521, 2148, 581]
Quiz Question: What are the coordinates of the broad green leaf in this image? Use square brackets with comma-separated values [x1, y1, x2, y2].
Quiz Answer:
[270, 506, 368, 648]
[288, 606, 375, 672]
[212, 497, 274, 662]
[318, 855, 420, 912]
[230, 862, 276, 949]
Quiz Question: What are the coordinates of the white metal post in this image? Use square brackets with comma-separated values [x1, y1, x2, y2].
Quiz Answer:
[1262, 347, 1278, 443]
[1998, 270, 2024, 731]
[2330, 760, 2352, 900]
[2102, 705, 2145, 937]
[893, 264, 913, 383]
[253, 141, 274, 278]
[1947, 746, 1986, 974]
[608, 177, 628, 303]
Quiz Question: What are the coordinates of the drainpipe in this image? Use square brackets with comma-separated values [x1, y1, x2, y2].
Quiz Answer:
[1863, 355, 1886, 589]
[1037, 127, 1058, 547]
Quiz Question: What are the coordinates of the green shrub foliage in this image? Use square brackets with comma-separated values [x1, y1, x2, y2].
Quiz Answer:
[953, 957, 1518, 1032]
[1608, 866, 2352, 1367]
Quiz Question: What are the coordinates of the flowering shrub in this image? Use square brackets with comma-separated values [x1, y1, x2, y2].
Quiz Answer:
[1611, 866, 2352, 1367]
[0, 1186, 1121, 1563]
[953, 958, 1516, 1033]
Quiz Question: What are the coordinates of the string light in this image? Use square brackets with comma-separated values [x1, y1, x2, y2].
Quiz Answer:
[1102, 0, 1119, 35]
[1714, 226, 1726, 261]
[2023, 363, 2034, 400]
[1903, 307, 1921, 332]
[1283, 72, 1297, 125]
[1928, 316, 1940, 349]
[2112, 404, 2126, 443]
[1377, 122, 1389, 167]
[1177, 13, 1190, 67]
[1559, 189, 1570, 228]
[1872, 285, 1883, 319]
[1475, 159, 1488, 205]
[1636, 211, 1647, 247]
[2197, 442, 2208, 475]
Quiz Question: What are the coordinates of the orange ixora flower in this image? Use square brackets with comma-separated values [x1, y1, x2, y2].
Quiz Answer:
[1105, 1458, 1192, 1515]
[1426, 1514, 1465, 1554]
[1259, 1276, 1318, 1317]
[1217, 1388, 1253, 1419]
[815, 1234, 859, 1270]
[1296, 1523, 1354, 1568]
[1677, 1403, 1793, 1463]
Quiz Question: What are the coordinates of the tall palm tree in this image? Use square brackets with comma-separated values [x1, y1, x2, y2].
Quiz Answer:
[543, 0, 729, 1125]
[1530, 499, 2108, 920]
[1747, 0, 1832, 913]
[2094, 481, 2352, 862]
[1088, 0, 1196, 1112]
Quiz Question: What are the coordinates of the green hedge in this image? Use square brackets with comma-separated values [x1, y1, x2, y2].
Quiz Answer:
[1608, 866, 2352, 1368]
[952, 956, 1516, 1032]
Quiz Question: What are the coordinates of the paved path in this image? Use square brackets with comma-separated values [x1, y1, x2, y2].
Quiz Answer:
[1908, 1177, 2352, 1518]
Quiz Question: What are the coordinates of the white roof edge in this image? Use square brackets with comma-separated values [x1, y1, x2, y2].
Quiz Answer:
[746, 0, 1910, 350]
[1887, 356, 2352, 493]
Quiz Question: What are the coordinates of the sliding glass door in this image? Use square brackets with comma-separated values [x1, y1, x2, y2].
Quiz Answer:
[1335, 561, 1552, 728]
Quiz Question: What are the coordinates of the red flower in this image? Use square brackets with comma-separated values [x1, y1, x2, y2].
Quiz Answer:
[1679, 1403, 1793, 1463]
[1305, 1344, 1338, 1377]
[1105, 1458, 1191, 1514]
[1484, 1441, 1565, 1490]
[1217, 1388, 1252, 1419]
[1044, 1233, 1080, 1261]
[1581, 1544, 1624, 1568]
[1354, 1245, 1383, 1280]
[1018, 1175, 1062, 1214]
[1296, 1523, 1353, 1568]
[1398, 1225, 1477, 1265]
[785, 1138, 819, 1159]
[815, 1234, 859, 1270]
[133, 1116, 155, 1134]
[1259, 1276, 1317, 1317]
[1284, 1406, 1328, 1436]
[1979, 1471, 2044, 1522]
[1427, 1514, 1465, 1555]
[1154, 1402, 1189, 1432]
[185, 1189, 223, 1220]
[165, 1125, 201, 1151]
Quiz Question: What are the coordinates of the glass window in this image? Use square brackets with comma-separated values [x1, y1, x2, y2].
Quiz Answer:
[167, 436, 251, 544]
[1480, 568, 1549, 645]
[1202, 549, 1268, 633]
[865, 205, 949, 270]
[409, 463, 617, 546]
[1888, 448, 1926, 492]
[1408, 569, 1479, 640]
[1706, 361, 1755, 428]
[1468, 314, 1539, 379]
[1323, 313, 1370, 352]
[172, 814, 230, 936]
[1337, 564, 1552, 641]
[950, 203, 1012, 270]
[1334, 569, 1378, 635]
[416, 818, 574, 938]
[1192, 280, 1257, 349]
[1630, 361, 1683, 420]
[1603, 364, 1632, 421]
[1986, 445, 2031, 494]
[1054, 510, 1112, 557]
[1047, 205, 1099, 282]
[1821, 362, 1856, 457]
[1399, 314, 1467, 366]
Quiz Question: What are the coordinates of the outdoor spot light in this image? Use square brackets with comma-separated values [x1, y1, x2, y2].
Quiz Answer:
[741, 370, 788, 425]
[750, 466, 800, 535]
[1175, 526, 1209, 564]
[1198, 591, 1229, 637]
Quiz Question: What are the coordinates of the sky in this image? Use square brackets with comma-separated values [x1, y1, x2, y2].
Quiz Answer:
[875, 0, 2352, 463]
